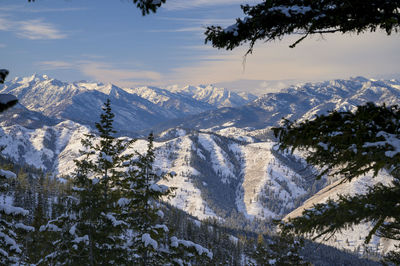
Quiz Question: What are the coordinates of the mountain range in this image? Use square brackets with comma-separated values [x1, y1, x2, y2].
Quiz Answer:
[0, 74, 256, 135]
[1, 74, 400, 257]
[151, 76, 400, 133]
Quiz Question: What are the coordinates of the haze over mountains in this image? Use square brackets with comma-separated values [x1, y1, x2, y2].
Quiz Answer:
[1, 74, 400, 256]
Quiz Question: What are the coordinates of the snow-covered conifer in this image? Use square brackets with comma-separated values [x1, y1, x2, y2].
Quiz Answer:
[120, 133, 212, 265]
[40, 99, 134, 265]
[253, 230, 309, 266]
[275, 102, 400, 264]
[39, 99, 211, 265]
[0, 167, 33, 264]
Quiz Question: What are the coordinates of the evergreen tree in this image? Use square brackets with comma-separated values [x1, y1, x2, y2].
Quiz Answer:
[205, 0, 400, 52]
[39, 99, 212, 265]
[127, 0, 400, 52]
[253, 230, 309, 266]
[0, 166, 33, 264]
[27, 190, 48, 262]
[25, 175, 55, 264]
[120, 133, 212, 265]
[40, 99, 133, 265]
[274, 102, 400, 263]
[254, 233, 270, 265]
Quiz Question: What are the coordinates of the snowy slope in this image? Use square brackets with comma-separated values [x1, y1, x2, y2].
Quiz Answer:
[0, 75, 166, 133]
[166, 84, 257, 108]
[125, 85, 255, 116]
[0, 102, 60, 129]
[236, 142, 309, 219]
[125, 86, 213, 116]
[0, 75, 256, 134]
[285, 171, 398, 256]
[0, 120, 90, 173]
[153, 136, 217, 220]
[0, 118, 323, 221]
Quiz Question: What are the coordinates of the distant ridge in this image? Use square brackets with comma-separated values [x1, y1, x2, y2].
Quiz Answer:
[151, 76, 400, 133]
[0, 74, 256, 133]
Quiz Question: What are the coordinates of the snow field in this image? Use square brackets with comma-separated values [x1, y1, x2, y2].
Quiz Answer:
[197, 134, 236, 184]
[156, 136, 217, 220]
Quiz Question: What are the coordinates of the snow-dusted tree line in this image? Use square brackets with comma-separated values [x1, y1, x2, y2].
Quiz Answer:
[0, 99, 212, 265]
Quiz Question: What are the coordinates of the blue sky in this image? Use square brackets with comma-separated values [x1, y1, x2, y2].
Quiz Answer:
[1, 0, 400, 92]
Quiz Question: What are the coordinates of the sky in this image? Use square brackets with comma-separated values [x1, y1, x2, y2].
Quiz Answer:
[1, 0, 400, 94]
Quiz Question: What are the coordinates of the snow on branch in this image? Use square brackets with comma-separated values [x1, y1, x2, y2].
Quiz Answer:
[170, 236, 213, 259]
[14, 223, 34, 232]
[102, 212, 127, 227]
[0, 169, 16, 179]
[149, 183, 169, 193]
[0, 231, 21, 254]
[363, 131, 400, 158]
[142, 233, 158, 249]
[0, 204, 29, 216]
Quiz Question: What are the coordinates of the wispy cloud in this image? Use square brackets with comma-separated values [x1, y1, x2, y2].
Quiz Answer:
[0, 17, 13, 31]
[0, 6, 24, 12]
[0, 6, 87, 13]
[157, 16, 233, 25]
[39, 61, 74, 70]
[0, 43, 6, 48]
[78, 54, 106, 60]
[149, 26, 204, 33]
[150, 17, 234, 35]
[23, 7, 88, 13]
[0, 16, 67, 40]
[17, 19, 67, 40]
[80, 62, 162, 83]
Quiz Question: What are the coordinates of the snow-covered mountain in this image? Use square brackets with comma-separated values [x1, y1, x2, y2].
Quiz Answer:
[165, 84, 257, 107]
[0, 118, 323, 221]
[124, 86, 213, 115]
[0, 102, 60, 129]
[0, 75, 256, 134]
[153, 77, 400, 133]
[1, 75, 400, 257]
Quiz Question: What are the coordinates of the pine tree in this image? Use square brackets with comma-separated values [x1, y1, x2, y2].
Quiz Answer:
[40, 99, 134, 265]
[205, 0, 400, 52]
[0, 166, 33, 264]
[126, 0, 400, 53]
[120, 133, 212, 265]
[24, 175, 55, 264]
[253, 231, 309, 266]
[254, 233, 270, 265]
[0, 71, 25, 263]
[274, 102, 400, 264]
[39, 99, 212, 265]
